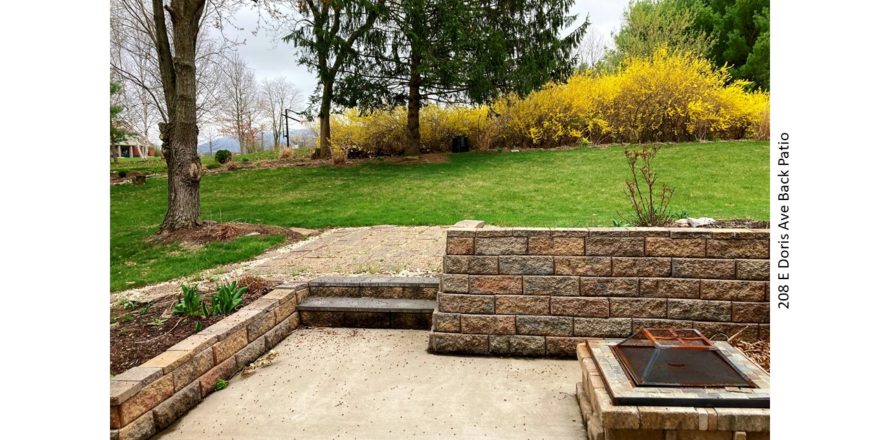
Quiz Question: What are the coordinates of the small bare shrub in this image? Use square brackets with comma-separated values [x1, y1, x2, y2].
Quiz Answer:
[278, 147, 294, 160]
[623, 145, 675, 226]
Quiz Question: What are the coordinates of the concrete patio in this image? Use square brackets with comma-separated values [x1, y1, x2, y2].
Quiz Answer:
[156, 328, 585, 440]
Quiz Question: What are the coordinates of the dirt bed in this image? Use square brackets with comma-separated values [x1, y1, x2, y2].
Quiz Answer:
[110, 276, 277, 375]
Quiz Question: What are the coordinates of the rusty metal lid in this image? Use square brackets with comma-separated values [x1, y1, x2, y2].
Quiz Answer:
[611, 328, 756, 388]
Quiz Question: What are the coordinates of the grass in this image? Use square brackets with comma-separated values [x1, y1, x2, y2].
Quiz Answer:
[111, 140, 769, 291]
[111, 148, 314, 175]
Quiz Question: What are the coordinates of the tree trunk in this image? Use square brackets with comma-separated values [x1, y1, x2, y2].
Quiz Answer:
[317, 80, 333, 159]
[404, 56, 422, 156]
[159, 0, 205, 232]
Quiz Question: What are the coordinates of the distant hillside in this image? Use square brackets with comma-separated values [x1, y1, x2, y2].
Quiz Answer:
[198, 129, 316, 155]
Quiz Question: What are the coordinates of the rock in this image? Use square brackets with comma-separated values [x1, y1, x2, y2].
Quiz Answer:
[686, 217, 716, 227]
[244, 231, 261, 236]
[674, 218, 689, 226]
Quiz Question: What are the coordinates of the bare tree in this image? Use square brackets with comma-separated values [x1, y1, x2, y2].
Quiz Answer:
[261, 77, 303, 149]
[216, 54, 261, 153]
[578, 28, 607, 70]
[110, 0, 237, 231]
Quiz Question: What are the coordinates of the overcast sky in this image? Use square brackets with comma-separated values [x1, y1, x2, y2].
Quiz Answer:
[205, 0, 628, 135]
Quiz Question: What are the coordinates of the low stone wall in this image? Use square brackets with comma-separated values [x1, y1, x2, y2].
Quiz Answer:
[110, 283, 309, 440]
[429, 226, 770, 356]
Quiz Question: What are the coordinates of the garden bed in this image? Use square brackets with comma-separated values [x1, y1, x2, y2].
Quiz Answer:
[111, 276, 277, 374]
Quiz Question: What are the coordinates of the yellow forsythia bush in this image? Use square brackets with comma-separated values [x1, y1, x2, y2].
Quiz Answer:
[330, 47, 769, 153]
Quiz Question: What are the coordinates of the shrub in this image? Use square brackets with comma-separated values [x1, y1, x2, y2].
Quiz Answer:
[214, 149, 233, 164]
[329, 47, 769, 151]
[117, 170, 127, 179]
[622, 145, 675, 226]
[278, 147, 294, 160]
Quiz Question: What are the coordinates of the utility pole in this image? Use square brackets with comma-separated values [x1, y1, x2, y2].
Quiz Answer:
[282, 109, 305, 148]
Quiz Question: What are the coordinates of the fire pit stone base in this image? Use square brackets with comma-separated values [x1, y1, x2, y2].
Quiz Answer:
[576, 342, 769, 440]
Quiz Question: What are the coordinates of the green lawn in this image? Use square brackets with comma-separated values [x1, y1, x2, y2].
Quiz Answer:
[111, 140, 769, 291]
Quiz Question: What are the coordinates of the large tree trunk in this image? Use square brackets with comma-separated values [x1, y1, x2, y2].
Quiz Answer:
[404, 56, 422, 156]
[159, 0, 205, 232]
[317, 80, 333, 159]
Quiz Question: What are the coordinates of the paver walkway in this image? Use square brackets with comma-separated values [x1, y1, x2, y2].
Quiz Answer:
[113, 226, 446, 304]
[156, 328, 585, 440]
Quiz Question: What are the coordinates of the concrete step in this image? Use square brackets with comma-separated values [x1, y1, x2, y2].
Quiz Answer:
[308, 276, 438, 300]
[298, 297, 436, 330]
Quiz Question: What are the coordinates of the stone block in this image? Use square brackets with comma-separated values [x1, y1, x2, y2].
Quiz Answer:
[672, 259, 736, 279]
[469, 275, 522, 294]
[554, 257, 613, 276]
[528, 236, 585, 255]
[402, 286, 437, 300]
[639, 278, 700, 299]
[551, 297, 610, 318]
[590, 227, 670, 237]
[361, 286, 404, 298]
[546, 337, 589, 356]
[701, 280, 767, 302]
[441, 274, 469, 293]
[707, 239, 769, 259]
[612, 257, 671, 277]
[447, 237, 474, 255]
[152, 382, 201, 431]
[212, 328, 248, 363]
[264, 317, 293, 348]
[580, 278, 639, 297]
[168, 333, 218, 354]
[667, 299, 731, 322]
[310, 286, 358, 297]
[633, 318, 693, 331]
[463, 256, 500, 274]
[714, 408, 770, 432]
[193, 348, 215, 376]
[119, 374, 173, 426]
[198, 357, 236, 397]
[638, 406, 700, 430]
[273, 296, 298, 322]
[170, 361, 199, 393]
[141, 350, 192, 375]
[609, 298, 667, 318]
[438, 293, 494, 314]
[516, 316, 573, 336]
[430, 333, 489, 354]
[585, 237, 644, 256]
[247, 310, 276, 342]
[731, 302, 770, 323]
[235, 336, 266, 369]
[300, 310, 345, 327]
[474, 237, 528, 255]
[118, 411, 155, 440]
[461, 314, 516, 334]
[692, 322, 759, 342]
[495, 295, 549, 315]
[489, 335, 546, 356]
[574, 318, 632, 337]
[523, 276, 580, 295]
[432, 312, 461, 333]
[645, 238, 706, 257]
[759, 324, 770, 341]
[444, 256, 467, 274]
[111, 366, 162, 406]
[499, 256, 554, 275]
[736, 260, 770, 281]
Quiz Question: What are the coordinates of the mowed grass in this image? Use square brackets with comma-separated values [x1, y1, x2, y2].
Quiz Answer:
[111, 148, 314, 175]
[111, 140, 769, 291]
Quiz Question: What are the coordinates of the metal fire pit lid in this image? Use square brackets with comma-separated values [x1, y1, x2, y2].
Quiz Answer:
[610, 328, 756, 388]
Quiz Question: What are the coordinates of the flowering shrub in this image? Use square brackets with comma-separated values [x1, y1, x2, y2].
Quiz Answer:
[330, 47, 769, 154]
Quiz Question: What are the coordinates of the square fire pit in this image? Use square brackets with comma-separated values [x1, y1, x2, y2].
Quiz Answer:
[576, 329, 770, 440]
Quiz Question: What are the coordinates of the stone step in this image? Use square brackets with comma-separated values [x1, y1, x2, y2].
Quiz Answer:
[308, 276, 438, 300]
[298, 297, 436, 330]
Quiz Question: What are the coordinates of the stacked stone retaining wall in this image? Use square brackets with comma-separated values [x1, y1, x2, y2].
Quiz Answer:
[429, 226, 770, 356]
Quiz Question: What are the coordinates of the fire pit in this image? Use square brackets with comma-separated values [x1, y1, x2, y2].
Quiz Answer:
[611, 328, 756, 389]
[576, 329, 770, 439]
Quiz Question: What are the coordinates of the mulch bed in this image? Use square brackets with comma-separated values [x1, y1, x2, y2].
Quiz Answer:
[110, 276, 278, 375]
[667, 219, 770, 229]
[149, 221, 304, 246]
[731, 339, 770, 372]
